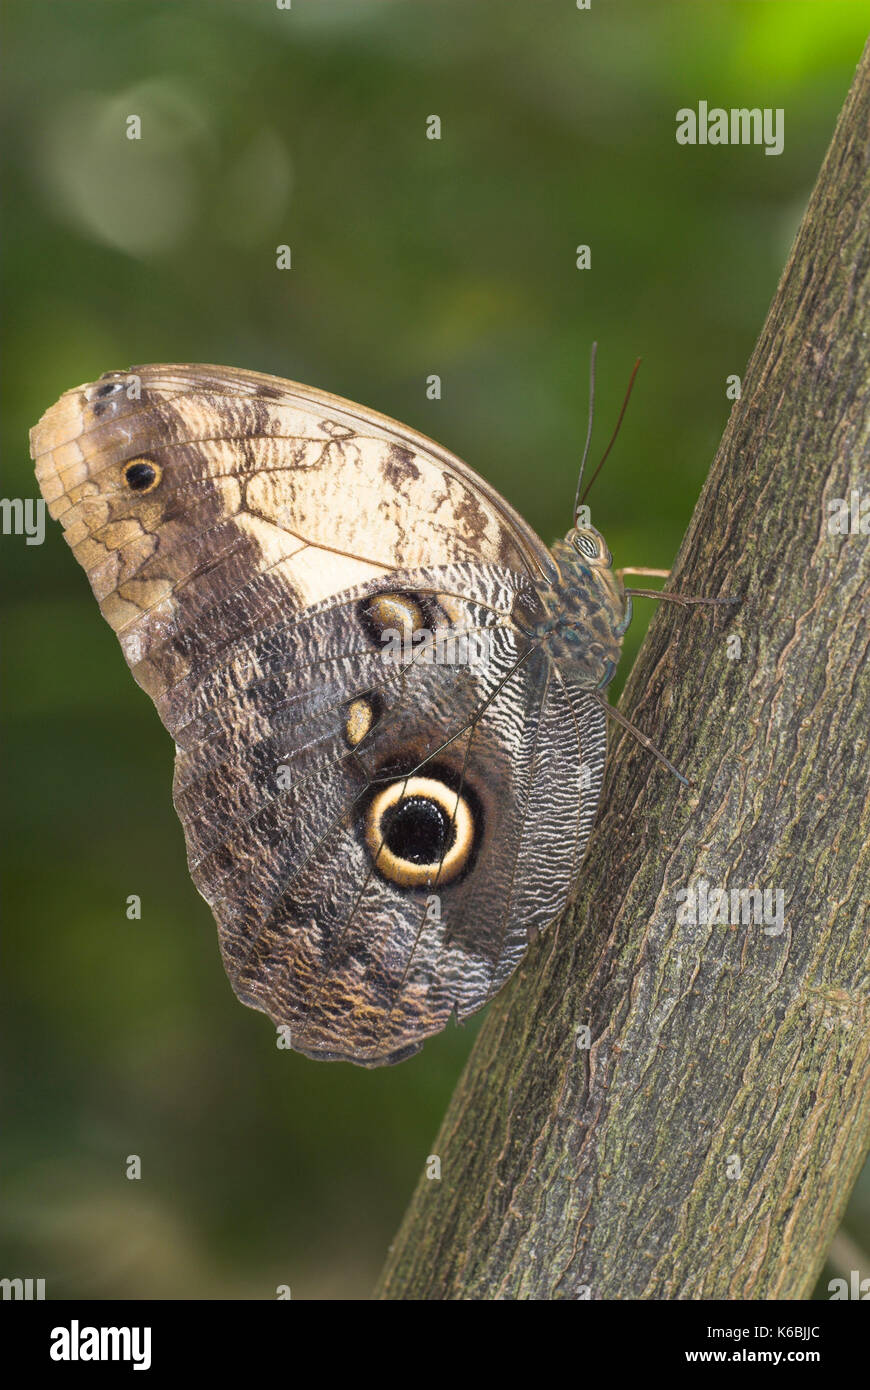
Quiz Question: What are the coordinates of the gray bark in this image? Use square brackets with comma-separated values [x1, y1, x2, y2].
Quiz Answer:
[376, 40, 870, 1301]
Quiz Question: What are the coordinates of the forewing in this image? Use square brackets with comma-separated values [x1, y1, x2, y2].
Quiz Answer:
[30, 364, 556, 703]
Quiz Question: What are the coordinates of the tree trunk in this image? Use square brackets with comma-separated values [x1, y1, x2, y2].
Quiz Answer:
[375, 41, 870, 1301]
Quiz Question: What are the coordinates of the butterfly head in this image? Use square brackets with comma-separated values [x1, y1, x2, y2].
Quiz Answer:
[565, 523, 612, 570]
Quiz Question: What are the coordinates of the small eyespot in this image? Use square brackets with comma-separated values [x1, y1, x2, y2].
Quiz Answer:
[123, 458, 162, 493]
[344, 694, 382, 748]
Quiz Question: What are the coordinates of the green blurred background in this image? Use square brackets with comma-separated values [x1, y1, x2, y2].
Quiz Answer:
[2, 0, 867, 1299]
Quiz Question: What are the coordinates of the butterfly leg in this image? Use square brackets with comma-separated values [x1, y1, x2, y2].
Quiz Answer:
[623, 587, 737, 607]
[592, 691, 690, 786]
[617, 567, 739, 608]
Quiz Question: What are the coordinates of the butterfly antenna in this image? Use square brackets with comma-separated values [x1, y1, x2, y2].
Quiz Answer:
[579, 355, 642, 506]
[573, 341, 598, 524]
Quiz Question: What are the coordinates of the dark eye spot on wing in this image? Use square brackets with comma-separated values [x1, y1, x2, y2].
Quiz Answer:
[384, 796, 455, 863]
[356, 590, 447, 648]
[123, 457, 162, 493]
[88, 379, 128, 419]
[360, 760, 484, 889]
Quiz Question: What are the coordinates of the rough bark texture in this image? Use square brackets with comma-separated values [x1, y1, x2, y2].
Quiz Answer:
[376, 42, 870, 1301]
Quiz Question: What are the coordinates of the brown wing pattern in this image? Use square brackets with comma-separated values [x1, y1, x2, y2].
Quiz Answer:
[31, 366, 602, 1064]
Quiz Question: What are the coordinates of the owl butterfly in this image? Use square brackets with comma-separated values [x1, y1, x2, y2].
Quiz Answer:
[31, 359, 731, 1066]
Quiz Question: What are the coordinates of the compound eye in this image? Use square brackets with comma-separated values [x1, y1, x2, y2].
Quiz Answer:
[572, 530, 600, 560]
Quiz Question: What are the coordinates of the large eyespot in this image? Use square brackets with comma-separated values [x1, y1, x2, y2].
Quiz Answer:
[123, 457, 162, 494]
[364, 775, 477, 887]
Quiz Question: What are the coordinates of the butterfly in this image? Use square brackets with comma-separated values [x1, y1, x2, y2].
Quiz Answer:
[30, 357, 732, 1065]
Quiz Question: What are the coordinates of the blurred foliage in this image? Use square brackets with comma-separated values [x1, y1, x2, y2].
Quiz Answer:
[1, 0, 867, 1299]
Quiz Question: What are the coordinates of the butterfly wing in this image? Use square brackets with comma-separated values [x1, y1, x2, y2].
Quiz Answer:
[169, 560, 605, 1064]
[31, 366, 602, 1064]
[31, 364, 555, 655]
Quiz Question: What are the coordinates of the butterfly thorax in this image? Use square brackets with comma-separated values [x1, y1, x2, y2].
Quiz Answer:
[527, 535, 631, 691]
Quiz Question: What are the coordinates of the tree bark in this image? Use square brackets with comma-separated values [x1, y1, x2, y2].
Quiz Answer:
[375, 41, 870, 1301]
